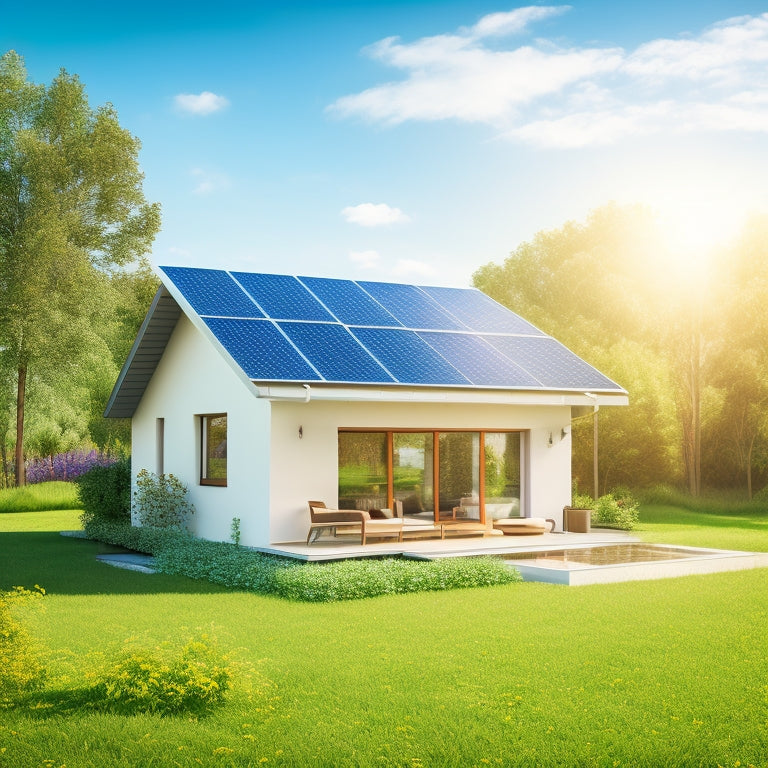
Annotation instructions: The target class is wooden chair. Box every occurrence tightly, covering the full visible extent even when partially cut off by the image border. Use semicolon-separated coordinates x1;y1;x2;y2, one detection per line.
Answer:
307;501;404;545
452;496;480;520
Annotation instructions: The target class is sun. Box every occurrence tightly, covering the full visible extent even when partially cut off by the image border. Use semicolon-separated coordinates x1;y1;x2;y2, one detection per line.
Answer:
654;196;746;283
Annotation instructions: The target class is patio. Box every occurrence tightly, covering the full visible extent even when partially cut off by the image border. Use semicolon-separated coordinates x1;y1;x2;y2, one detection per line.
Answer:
263;527;637;561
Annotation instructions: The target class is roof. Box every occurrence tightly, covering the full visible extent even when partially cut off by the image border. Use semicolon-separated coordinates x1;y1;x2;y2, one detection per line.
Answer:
104;267;626;418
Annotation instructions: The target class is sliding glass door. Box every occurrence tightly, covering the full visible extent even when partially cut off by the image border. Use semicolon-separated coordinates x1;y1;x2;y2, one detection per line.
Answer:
484;432;522;519
338;432;388;511
393;433;434;520
438;432;481;521
338;429;524;522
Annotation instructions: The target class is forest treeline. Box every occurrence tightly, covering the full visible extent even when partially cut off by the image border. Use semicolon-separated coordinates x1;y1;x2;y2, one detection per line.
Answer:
474;204;768;498
0;51;160;486
3;54;766;495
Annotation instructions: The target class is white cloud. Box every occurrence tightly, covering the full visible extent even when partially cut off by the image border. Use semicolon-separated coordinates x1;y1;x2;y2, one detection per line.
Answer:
175;91;229;115
349;250;381;269
341;203;410;226
329;10;768;147
468;6;569;39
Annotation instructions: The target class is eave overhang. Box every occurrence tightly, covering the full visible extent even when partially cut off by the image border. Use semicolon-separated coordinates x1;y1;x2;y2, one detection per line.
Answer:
103;287;182;418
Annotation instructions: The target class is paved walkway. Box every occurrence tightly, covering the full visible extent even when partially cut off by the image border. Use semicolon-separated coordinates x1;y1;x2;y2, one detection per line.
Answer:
95;552;157;573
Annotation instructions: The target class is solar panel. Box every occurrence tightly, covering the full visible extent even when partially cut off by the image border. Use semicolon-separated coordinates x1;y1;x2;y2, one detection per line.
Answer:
418;332;543;387
419;286;545;335
483;335;620;390
159;266;624;392
349;328;470;386
232;272;336;322
160;267;263;318
298;276;401;327
202;318;321;381
357;281;465;330
278;322;395;383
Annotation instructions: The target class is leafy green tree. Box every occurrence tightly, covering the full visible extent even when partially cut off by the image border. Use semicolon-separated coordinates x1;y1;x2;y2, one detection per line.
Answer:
705;216;768;496
474;204;682;491
0;51;160;484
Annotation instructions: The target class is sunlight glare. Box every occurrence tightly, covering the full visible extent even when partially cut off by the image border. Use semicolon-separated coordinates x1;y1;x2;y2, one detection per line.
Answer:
656;197;744;283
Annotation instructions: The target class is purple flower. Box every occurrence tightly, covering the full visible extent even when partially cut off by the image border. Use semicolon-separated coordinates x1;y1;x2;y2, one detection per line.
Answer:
25;450;119;484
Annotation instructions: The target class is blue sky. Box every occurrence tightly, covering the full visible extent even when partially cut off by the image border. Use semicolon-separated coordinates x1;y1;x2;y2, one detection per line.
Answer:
4;1;768;285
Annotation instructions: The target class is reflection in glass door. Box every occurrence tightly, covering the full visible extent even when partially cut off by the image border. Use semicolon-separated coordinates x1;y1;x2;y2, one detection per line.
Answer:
484;432;522;520
337;432;388;510
438;432;480;521
392;433;434;520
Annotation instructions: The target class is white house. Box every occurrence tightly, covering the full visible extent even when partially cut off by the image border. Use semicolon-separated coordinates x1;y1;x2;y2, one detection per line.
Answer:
105;267;628;547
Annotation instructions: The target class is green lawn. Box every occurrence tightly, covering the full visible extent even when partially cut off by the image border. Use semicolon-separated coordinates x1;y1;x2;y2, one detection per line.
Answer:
0;482;79;513
1;505;767;767
636;504;768;552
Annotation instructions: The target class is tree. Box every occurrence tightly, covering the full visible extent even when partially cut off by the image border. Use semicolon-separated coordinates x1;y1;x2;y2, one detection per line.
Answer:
705;215;768;497
473;204;682;490
0;51;160;484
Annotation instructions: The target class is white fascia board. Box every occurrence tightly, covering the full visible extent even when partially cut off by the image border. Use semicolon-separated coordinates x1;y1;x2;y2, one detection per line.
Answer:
255;383;629;407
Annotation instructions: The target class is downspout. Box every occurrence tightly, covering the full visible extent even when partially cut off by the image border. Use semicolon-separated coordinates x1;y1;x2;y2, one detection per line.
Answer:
303;384;311;403
584;393;599;500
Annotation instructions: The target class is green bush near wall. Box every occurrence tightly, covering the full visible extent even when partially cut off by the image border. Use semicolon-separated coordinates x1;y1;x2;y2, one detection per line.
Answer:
83;520;521;601
76;459;131;525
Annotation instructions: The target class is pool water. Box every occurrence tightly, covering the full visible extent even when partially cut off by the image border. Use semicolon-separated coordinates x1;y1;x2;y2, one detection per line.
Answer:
503;543;705;569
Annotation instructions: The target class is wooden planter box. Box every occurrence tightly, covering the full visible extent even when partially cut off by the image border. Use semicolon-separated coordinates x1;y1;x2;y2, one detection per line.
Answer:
563;506;592;533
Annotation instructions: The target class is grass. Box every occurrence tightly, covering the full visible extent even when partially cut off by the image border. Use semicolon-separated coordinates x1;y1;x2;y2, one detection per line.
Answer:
0;482;80;513
0;504;767;767
636;504;768;552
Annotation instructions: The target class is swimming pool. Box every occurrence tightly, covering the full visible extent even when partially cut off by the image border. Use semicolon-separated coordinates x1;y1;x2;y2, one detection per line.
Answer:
497;543;768;585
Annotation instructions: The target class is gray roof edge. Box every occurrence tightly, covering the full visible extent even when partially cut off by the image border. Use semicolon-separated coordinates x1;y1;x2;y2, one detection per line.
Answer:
103;287;181;418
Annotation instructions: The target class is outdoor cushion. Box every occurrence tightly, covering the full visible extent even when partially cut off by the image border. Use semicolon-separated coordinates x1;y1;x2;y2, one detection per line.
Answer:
492;517;556;535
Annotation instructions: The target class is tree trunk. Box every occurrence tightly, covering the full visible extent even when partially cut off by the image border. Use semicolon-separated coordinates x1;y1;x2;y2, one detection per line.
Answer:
15;364;26;487
691;328;701;496
679;325;702;496
747;435;754;501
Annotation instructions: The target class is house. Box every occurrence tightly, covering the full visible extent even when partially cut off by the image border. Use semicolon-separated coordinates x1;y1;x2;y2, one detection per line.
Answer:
104;267;628;547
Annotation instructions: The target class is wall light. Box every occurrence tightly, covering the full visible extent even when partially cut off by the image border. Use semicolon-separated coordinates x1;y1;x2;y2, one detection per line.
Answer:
298;425;303;439
561;427;568;441
547;432;554;447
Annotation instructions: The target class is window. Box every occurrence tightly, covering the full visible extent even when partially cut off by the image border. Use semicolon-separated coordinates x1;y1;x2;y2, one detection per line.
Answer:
338;429;524;523
201;414;227;486
155;418;165;476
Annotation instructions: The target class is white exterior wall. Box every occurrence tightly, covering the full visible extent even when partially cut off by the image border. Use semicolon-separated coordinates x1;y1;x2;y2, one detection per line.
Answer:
269;399;572;544
131;315;271;546
131;318;578;548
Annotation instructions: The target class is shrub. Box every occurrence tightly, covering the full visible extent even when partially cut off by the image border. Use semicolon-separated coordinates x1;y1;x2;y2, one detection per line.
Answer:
570;490;594;510
77;458;131;526
154;535;287;593
0;586;47;703
274;556;522;602
591;491;639;530
133;469;194;529
84;521;522;602
83;518;191;555
26;449;117;484
88;634;230;715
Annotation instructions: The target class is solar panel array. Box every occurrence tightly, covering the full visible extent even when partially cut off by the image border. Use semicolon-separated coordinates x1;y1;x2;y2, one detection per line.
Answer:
159;266;623;392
